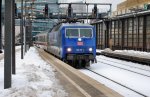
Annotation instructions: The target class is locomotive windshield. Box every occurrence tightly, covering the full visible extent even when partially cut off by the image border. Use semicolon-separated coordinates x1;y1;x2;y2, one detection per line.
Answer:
66;28;92;38
66;29;79;37
80;29;92;38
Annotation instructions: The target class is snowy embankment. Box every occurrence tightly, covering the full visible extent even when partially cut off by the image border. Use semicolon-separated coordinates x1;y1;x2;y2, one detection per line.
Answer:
0;47;68;97
114;50;150;58
102;48;150;59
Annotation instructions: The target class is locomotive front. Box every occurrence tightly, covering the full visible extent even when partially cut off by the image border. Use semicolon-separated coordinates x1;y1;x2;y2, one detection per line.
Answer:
62;24;96;68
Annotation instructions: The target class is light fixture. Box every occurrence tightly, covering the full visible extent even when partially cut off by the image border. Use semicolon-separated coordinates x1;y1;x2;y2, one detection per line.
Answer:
67;48;72;52
89;48;92;52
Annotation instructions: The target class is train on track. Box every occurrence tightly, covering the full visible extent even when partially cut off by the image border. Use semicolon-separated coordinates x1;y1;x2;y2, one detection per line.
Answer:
34;21;97;68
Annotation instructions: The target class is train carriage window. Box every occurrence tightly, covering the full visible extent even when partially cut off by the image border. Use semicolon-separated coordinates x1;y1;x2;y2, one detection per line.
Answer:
66;29;79;38
80;29;92;38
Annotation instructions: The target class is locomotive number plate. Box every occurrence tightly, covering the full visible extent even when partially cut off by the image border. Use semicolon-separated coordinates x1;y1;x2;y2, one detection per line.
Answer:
76;49;84;52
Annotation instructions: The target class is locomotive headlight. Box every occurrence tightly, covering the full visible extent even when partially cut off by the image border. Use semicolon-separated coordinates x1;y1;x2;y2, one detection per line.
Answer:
78;38;82;41
89;48;93;52
67;48;72;52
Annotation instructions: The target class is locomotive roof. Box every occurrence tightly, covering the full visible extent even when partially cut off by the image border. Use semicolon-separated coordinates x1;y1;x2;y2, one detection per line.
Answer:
61;23;93;27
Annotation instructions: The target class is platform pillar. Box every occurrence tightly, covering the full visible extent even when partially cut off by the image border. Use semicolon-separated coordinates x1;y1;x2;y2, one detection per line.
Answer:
20;0;24;59
4;0;13;89
0;0;2;53
12;0;16;74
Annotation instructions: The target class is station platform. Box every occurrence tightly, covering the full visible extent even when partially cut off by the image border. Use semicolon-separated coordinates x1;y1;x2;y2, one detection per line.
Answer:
38;48;123;97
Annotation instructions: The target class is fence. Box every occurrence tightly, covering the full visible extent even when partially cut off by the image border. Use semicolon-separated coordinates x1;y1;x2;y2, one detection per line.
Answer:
92;11;150;52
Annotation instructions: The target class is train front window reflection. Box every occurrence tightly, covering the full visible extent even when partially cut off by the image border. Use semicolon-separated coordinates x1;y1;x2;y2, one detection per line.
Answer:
80;29;92;38
66;29;79;38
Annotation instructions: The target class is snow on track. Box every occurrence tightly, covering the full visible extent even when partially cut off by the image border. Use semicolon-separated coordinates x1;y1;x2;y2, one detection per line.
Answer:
97;57;150;77
98;56;150;72
80;55;150;97
80;69;144;97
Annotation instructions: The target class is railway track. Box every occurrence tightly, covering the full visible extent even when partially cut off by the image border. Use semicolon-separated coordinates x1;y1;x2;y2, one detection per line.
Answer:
98;56;150;72
85;68;148;97
97;58;150;78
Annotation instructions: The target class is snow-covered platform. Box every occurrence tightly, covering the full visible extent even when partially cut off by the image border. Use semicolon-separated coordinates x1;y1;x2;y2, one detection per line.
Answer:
100;48;150;65
38;48;123;97
0;47;68;97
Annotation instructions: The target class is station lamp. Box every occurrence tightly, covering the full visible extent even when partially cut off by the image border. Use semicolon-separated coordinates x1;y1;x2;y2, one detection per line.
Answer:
15;3;17;17
44;4;48;17
93;4;97;17
68;4;72;18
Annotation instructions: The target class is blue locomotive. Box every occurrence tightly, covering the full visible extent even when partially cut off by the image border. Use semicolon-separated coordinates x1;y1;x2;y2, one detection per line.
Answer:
34;22;97;68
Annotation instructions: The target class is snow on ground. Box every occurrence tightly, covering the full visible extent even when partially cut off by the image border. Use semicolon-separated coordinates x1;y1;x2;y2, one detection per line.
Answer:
80;69;142;97
96;49;103;53
98;55;150;72
0;46;21;59
0;47;68;97
80;51;150;97
83;63;150;97
102;48;150;59
15;45;21;50
114;50;150;59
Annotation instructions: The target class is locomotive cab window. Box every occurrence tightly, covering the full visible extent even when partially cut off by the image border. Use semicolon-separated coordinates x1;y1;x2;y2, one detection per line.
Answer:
66;29;79;38
80;29;92;38
66;28;93;38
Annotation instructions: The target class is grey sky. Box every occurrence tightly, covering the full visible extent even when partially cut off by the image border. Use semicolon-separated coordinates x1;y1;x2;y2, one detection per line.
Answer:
61;0;126;11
